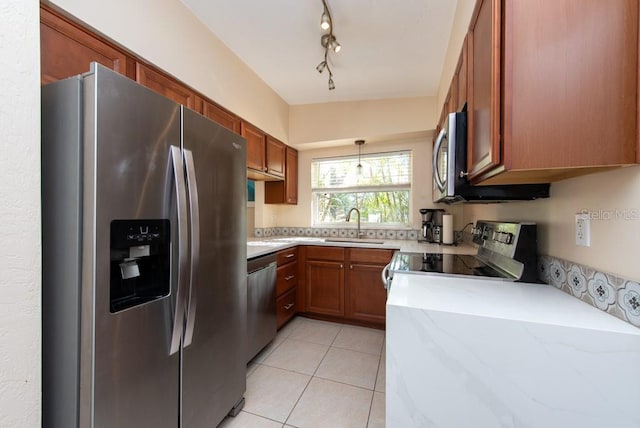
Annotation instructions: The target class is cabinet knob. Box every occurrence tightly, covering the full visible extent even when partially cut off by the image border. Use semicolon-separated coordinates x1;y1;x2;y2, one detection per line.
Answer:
340;264;343;269
284;303;294;310
285;275;295;281
349;264;353;270
459;171;469;178
285;253;295;258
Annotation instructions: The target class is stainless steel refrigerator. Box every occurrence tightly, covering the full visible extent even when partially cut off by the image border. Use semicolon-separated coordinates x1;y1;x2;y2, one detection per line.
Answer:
42;63;247;428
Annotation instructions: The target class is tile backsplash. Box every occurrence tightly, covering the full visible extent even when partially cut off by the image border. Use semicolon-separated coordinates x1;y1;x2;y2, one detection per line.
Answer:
538;255;640;328
253;227;420;240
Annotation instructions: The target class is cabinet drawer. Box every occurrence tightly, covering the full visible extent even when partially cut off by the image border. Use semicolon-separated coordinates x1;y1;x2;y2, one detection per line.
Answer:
277;288;296;329
277;247;298;265
306;246;345;261
349;248;394;264
276;262;297;295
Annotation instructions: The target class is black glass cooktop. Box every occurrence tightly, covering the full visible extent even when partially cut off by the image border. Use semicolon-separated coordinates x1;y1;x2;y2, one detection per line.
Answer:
389;252;505;278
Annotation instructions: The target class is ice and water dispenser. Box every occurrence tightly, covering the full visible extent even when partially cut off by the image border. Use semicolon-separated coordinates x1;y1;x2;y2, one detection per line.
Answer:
110;219;171;313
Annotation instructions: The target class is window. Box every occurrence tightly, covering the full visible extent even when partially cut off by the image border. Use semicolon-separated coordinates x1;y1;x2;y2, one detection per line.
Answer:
311;150;411;226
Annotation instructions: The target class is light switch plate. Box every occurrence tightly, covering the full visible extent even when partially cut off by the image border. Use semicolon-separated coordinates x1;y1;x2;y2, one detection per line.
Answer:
575;213;590;247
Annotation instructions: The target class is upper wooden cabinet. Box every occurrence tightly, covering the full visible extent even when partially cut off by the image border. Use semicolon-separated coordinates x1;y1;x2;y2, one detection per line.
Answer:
266;136;286;178
241;121;267;173
455;36;468;112
265;146;298;205
40;5;135;84
136;63;199;111
466;0;639;185
202;100;240;134
242;121;292;182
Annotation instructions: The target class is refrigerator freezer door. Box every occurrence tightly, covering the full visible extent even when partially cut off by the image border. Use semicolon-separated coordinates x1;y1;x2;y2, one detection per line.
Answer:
180;108;247;428
88;65;182;427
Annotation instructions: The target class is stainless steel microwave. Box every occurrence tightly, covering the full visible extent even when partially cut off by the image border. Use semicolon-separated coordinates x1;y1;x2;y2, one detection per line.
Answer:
432;112;550;204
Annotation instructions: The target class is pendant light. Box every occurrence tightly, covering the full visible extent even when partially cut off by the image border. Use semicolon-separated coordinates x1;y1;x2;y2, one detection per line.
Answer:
355;139;365;175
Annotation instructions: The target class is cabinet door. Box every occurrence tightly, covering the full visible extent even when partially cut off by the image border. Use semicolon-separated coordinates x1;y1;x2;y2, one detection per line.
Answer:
285;147;298;204
202;100;240;134
136;63;198;110
266;136;286;178
456;36;468;111
277;288;296;329
241;122;266;172
346;263;387;324
265;146;298;204
305;260;344;316
467;0;502;180
40;6;135;84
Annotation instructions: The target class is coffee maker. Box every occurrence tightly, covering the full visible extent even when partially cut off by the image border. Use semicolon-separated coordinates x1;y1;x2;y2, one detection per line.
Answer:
419;208;445;243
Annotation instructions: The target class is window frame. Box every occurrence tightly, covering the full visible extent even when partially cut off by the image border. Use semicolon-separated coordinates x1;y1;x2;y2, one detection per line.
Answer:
311;150;412;227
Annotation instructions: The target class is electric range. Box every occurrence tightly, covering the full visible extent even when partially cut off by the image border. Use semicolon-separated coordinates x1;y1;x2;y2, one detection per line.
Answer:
383;221;539;290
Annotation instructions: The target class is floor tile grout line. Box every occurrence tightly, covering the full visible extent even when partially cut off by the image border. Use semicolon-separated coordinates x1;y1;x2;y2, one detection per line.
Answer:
240;409;292;426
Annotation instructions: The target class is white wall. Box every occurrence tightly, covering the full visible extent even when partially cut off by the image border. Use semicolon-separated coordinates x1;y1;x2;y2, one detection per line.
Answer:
0;1;42;426
275;138;464;229
289;97;437;146
464;167;640;281
49;0;290;143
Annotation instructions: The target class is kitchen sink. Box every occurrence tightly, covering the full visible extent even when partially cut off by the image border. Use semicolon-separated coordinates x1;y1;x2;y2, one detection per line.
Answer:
323;239;385;244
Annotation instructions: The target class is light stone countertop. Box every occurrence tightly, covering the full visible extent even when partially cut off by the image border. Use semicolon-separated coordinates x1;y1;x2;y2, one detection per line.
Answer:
386;272;640;427
246;236;477;259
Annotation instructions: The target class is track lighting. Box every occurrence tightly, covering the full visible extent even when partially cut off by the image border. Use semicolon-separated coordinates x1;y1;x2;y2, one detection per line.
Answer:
320;12;330;31
317;0;341;91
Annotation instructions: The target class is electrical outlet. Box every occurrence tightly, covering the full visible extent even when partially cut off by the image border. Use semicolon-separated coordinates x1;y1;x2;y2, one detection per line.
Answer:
575;213;590;247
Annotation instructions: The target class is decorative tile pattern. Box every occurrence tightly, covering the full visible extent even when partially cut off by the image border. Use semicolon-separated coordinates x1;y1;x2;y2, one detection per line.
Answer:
566;264;587;298
587;271;616;311
537;256;551;284
617;281;640;327
549;259;567;289
253;226;434;241
538;255;639;329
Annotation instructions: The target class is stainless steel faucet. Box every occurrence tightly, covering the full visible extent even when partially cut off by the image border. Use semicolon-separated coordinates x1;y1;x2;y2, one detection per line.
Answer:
346;207;362;239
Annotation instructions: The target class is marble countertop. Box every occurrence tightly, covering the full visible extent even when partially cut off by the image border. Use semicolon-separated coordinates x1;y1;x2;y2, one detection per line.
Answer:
386;272;640;427
247;237;477;259
387;272;640;334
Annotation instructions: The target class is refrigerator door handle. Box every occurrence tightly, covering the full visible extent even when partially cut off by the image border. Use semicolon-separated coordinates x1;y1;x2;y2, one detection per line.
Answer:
183;149;200;348
169;145;188;355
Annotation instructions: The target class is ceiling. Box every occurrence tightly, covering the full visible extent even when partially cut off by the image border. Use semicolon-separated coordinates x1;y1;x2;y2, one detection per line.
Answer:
179;0;458;105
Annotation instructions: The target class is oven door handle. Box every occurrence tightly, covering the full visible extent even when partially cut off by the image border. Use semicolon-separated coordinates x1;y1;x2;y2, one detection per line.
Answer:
432;127;447;192
381;262;392;290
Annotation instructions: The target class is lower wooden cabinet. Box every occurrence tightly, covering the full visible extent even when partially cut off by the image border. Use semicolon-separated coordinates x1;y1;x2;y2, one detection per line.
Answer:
302;246;393;326
276;287;296;328
346;263;388;324
276;247;298;329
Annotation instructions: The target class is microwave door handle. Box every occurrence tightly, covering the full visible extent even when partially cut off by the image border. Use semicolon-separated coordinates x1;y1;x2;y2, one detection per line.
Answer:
432;128;447;192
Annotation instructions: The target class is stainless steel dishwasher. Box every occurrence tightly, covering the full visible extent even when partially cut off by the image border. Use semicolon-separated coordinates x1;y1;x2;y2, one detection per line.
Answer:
246;253;277;362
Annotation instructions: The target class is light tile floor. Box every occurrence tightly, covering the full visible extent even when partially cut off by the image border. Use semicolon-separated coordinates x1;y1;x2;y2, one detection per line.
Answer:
218;316;386;428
